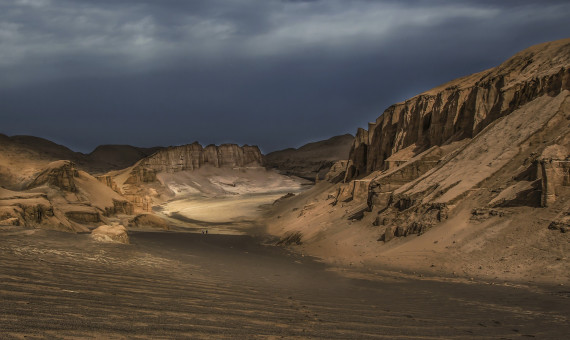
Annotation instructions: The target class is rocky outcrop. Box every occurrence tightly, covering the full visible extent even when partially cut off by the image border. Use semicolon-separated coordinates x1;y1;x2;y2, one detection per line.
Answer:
109;199;134;216
27;160;79;192
139;143;263;174
0;189;59;229
124;166;158;185
324;160;349;183
91;224;129;244
538;144;570;207
346;39;570;180
128;213;169;230
96;175;121;193
116;143;264;211
326;39;570;243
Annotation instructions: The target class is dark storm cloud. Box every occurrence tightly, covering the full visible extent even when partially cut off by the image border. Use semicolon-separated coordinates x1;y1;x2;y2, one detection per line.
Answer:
0;0;569;153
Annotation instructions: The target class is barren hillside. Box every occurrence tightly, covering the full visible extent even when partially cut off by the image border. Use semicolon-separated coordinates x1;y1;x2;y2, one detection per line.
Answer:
264;134;354;181
266;38;570;285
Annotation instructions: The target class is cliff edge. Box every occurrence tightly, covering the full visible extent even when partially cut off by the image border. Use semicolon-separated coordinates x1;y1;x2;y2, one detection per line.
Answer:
346;38;570;179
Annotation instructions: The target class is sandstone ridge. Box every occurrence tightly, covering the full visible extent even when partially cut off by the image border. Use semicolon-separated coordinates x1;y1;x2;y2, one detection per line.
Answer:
100;142;267;212
346;38;570;180
266;38;570;284
138;142;263;174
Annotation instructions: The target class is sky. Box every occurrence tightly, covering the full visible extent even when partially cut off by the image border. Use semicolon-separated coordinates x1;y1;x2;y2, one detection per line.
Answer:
0;0;569;154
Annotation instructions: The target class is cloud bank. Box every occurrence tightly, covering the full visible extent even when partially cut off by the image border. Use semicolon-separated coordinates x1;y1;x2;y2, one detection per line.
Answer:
0;0;568;152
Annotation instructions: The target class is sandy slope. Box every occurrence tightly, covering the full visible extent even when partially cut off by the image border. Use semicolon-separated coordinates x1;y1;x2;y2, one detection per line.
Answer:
265;92;570;286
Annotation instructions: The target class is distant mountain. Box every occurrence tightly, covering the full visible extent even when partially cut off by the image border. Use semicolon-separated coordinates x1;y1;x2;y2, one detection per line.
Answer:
0;134;162;189
264;134;354;181
87;144;163;173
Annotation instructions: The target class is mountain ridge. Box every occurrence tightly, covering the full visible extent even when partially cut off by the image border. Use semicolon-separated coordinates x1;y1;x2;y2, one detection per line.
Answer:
346;38;570;180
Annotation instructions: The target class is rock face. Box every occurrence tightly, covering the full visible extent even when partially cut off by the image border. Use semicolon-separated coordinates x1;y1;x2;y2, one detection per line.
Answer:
128;213;169;230
324;160;349;183
0;158;137;232
288;39;570;245
27;160;79;192
346;39;570;180
96;175;121;193
0;194;54;227
109;142;264;212
264;134;354;181
538;144;570;207
91;225;129;244
138;143;263;173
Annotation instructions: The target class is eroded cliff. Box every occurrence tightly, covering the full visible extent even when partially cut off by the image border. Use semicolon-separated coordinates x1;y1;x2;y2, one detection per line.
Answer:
105;143;265;212
266;38;570;284
346;39;570;179
139;143;263;173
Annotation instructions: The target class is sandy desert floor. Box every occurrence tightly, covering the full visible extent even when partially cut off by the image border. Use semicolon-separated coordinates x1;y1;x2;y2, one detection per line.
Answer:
1;219;569;339
159;193;288;226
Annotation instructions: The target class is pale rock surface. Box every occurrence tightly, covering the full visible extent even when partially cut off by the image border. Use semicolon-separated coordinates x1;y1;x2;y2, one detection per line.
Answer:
91;224;129;244
104;143;268;212
128;213;169;230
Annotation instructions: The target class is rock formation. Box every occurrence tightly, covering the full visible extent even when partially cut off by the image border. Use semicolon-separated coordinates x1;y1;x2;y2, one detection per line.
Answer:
324;160;349;183
139;143;263;174
27;160;79;192
538;144;570;207
0;188;55;228
90;224;129;244
346;39;570;180
318;38;570;240
100;142;265;212
266;39;570;283
128;213;169;230
0;160;135;232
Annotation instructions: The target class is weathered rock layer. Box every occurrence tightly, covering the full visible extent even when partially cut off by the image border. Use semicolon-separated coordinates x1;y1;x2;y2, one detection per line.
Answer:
346;39;570;180
139;143;263;173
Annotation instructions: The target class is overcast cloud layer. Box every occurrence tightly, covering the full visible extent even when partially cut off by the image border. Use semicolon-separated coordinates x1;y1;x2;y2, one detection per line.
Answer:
1;0;569;153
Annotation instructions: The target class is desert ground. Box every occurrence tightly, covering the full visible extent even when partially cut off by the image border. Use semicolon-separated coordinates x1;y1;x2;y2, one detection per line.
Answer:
1;191;569;339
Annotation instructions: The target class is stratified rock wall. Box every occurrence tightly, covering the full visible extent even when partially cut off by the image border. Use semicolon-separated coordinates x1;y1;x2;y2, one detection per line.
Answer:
346;39;570;180
138;143;263;173
27;160;79;192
